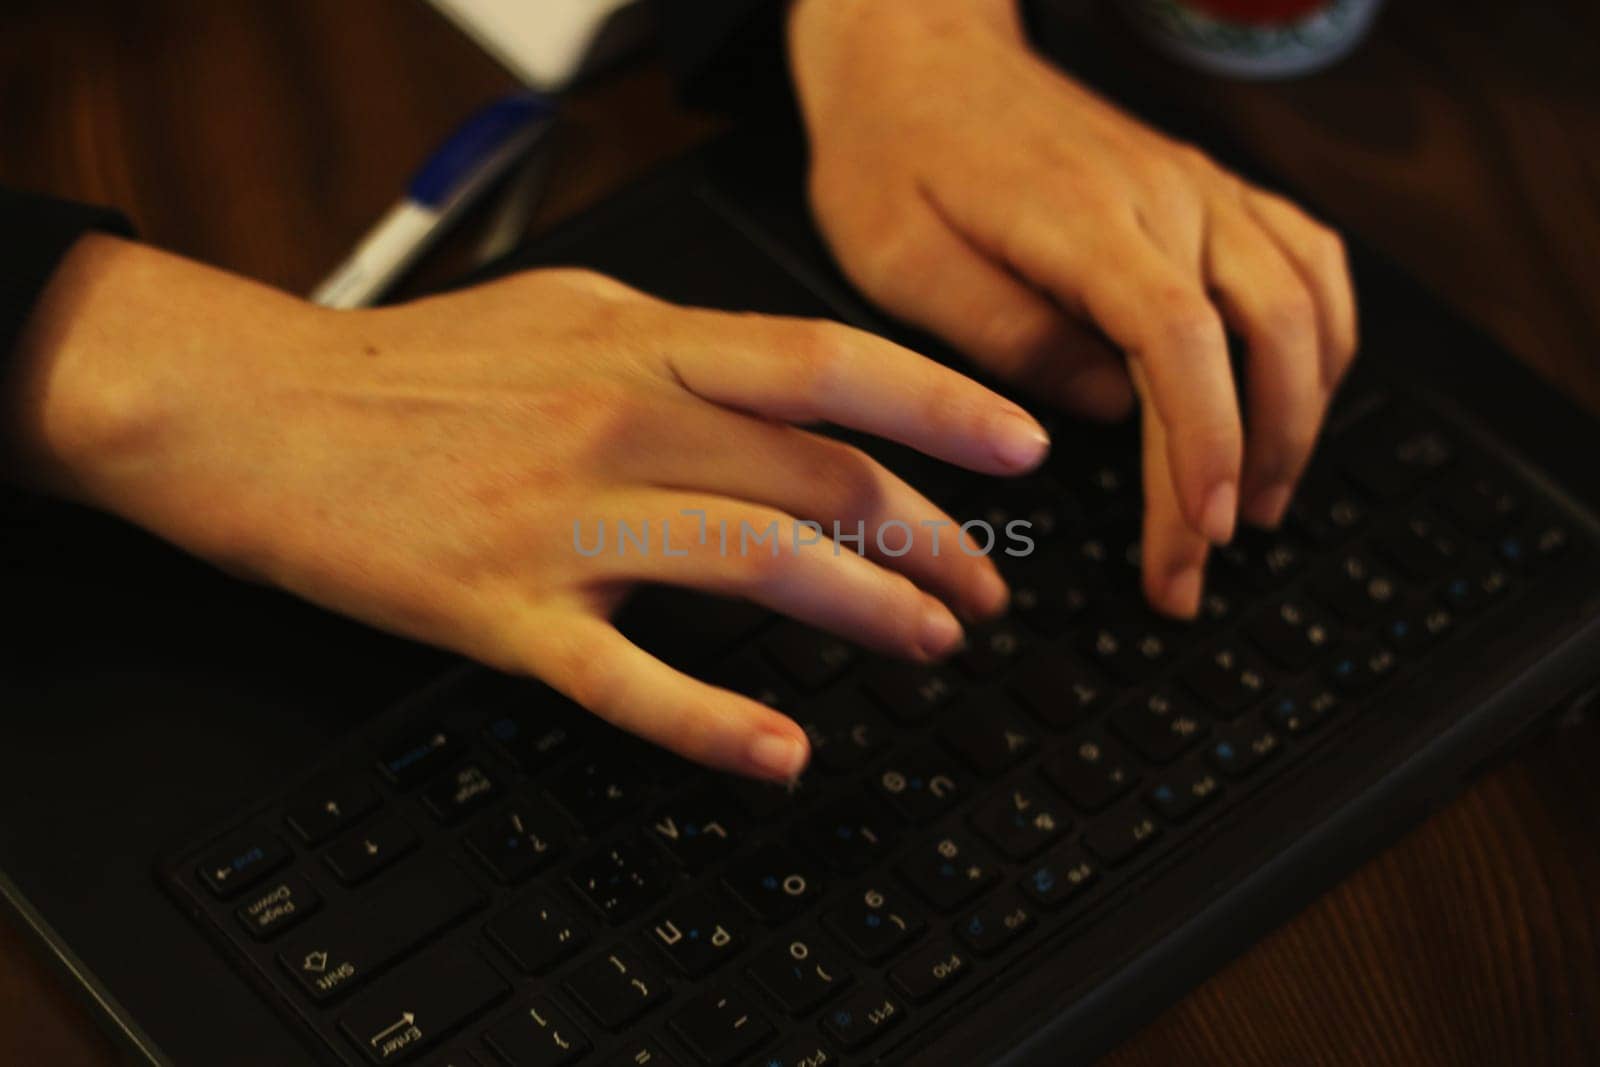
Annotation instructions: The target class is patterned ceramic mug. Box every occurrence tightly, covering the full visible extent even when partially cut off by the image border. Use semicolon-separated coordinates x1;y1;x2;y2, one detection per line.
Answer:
1127;0;1386;79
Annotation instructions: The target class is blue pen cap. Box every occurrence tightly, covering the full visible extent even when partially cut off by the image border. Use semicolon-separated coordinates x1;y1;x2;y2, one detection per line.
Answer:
407;92;557;210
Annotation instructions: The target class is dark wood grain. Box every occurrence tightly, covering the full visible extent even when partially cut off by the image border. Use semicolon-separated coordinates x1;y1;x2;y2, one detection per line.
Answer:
1;1;1596;1064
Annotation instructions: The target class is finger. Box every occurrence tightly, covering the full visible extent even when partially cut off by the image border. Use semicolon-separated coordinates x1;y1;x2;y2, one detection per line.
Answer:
574;489;967;663
989;207;1244;544
661;310;1052;476
1132;361;1210;618
623;405;1009;620
831;198;1133;421
1205;204;1326;528
1243;190;1360;387
515;611;811;780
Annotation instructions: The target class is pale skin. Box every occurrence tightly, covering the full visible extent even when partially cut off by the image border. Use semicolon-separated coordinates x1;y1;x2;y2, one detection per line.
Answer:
1;0;1356;783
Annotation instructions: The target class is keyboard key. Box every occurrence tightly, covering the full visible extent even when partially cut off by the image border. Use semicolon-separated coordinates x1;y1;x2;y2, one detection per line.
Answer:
548;757;646;833
1110;689;1211;764
1247;598;1339;672
749;1038;836;1067
1145;762;1223;823
1310;552;1403;624
1378;602;1454;657
1019;845;1098;909
1263;686;1340;737
1377;508;1463;580
873;747;965;822
801;790;902;872
1292;477;1368;547
1082;802;1163;867
424;1044;491;1067
888;939;971;1004
1440;563;1512;614
1080;623;1172;683
1327;640;1399;696
648;789;744;872
603;1041;678;1067
569;837;674;924
707;653;795;713
486;897;588;975
1342;411;1454;500
1206;724;1283;778
375;725;457;789
956;889;1035;957
745;933;852;1015
797;692;890;774
970;781;1069;860
338;943;508;1064
466;804;566;885
763;622;855;691
325;816;418;885
1005;557;1090;636
937;708;1038;777
482;701;583;774
1007;653;1107;729
823;884;924;962
421;763;498;824
669;990;774;1066
1499;517;1575;574
1435;469;1521;535
820;989;904;1052
897;831;998;913
234;873;321;941
1214;529;1304;591
565;947;668;1029
484;998;590;1067
1041;735;1138;813
649;893;748;977
279;861;484;1003
954;620;1028;679
723;846;822;924
284;775;381;845
197;828;290;899
1179;644;1274;717
859;661;958;724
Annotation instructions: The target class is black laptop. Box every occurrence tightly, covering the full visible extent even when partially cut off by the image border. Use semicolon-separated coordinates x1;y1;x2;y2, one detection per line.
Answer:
4;20;1599;1067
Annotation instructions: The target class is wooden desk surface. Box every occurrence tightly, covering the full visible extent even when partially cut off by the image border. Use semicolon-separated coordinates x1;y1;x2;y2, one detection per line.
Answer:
2;1;1597;1063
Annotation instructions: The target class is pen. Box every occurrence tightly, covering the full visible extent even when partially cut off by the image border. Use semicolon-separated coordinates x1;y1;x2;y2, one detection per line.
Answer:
311;92;557;309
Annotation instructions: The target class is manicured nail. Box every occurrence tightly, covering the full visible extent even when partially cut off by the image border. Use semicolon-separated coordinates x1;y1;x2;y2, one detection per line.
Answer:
972;566;1010;620
1245;482;1295;529
993;410;1051;472
747;733;808;781
1199;481;1238;545
918;599;965;659
1166;566;1204;618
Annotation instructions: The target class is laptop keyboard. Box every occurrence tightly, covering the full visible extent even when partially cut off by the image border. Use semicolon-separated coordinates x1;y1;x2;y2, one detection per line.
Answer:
165;390;1588;1066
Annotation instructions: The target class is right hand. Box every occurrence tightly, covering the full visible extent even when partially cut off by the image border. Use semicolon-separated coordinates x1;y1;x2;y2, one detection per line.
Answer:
7;236;1051;780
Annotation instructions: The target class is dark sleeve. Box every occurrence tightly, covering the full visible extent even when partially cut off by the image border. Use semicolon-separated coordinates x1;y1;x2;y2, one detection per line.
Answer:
0;188;134;362
653;0;790;113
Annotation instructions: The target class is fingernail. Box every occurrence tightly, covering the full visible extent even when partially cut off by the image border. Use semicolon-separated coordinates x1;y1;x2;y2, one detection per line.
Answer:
972;566;1010;620
1199;481;1237;545
1245;482;1295;529
918;598;965;659
1166;566;1204;618
993;410;1051;472
747;732;808;781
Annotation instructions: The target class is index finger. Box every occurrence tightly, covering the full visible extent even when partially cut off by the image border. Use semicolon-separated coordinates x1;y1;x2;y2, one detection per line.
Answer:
661;312;1052;477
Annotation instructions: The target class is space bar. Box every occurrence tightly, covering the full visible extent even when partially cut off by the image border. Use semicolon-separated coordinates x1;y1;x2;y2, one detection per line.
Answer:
277;859;484;1003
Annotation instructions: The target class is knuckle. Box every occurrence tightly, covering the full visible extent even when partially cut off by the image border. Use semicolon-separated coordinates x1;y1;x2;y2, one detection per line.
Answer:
563;648;623;718
783;321;851;410
1259;289;1318;351
1154;293;1226;357
806;443;888;521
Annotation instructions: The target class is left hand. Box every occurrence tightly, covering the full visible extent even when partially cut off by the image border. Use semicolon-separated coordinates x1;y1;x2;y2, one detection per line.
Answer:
788;0;1358;618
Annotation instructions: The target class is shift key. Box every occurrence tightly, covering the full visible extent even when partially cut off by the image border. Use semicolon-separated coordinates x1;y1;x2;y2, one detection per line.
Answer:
339;943;508;1064
278;861;483;1003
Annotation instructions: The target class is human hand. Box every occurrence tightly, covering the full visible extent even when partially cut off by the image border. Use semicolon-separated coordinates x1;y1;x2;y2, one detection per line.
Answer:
7;236;1051;780
789;0;1358;617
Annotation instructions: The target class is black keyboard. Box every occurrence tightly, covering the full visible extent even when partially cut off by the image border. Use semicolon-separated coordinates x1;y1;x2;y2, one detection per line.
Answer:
163;390;1589;1066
